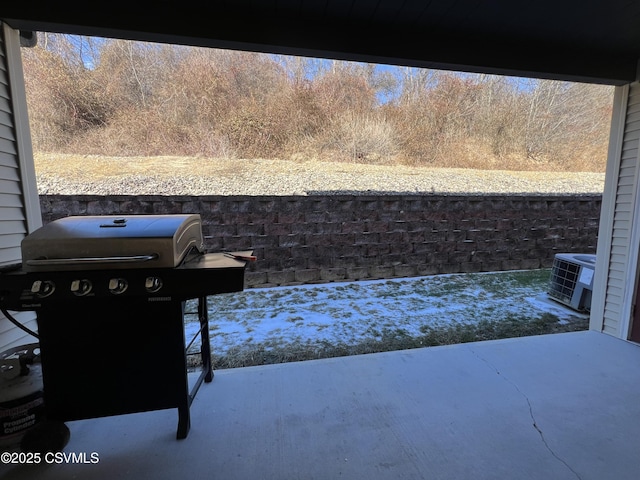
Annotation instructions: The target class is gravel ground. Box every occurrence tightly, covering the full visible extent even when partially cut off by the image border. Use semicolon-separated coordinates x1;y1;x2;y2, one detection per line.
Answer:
34;154;606;196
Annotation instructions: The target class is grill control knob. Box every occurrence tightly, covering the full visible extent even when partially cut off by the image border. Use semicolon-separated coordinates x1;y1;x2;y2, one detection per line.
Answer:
108;278;128;295
145;276;163;293
71;279;92;296
31;280;55;298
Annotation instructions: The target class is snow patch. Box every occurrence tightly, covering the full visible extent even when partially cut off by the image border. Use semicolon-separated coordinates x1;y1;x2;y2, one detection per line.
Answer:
184;271;587;355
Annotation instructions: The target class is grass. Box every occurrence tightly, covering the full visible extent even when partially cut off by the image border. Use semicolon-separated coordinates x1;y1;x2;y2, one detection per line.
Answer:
208;313;588;369
185;269;590;370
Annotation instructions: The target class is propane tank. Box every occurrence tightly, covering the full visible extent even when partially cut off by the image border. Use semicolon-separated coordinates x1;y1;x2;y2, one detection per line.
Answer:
0;344;44;451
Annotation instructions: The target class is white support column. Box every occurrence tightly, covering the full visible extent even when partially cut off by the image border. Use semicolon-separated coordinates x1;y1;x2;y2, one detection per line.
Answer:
590;85;628;332
0;23;40;350
3;23;41;231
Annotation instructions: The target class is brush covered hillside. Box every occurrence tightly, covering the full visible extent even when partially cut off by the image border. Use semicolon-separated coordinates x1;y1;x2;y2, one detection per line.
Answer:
23;34;614;186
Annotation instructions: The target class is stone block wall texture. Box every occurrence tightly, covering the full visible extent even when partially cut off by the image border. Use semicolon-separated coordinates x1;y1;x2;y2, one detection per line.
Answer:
39;194;601;288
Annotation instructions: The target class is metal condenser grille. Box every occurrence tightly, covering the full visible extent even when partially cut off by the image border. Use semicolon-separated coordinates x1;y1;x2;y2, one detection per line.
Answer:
548;259;580;304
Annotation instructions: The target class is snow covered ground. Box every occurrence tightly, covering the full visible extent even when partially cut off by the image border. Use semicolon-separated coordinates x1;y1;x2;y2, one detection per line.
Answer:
184;269;587;361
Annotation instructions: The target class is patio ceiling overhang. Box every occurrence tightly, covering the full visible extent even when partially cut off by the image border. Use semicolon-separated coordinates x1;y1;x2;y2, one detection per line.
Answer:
2;1;640;85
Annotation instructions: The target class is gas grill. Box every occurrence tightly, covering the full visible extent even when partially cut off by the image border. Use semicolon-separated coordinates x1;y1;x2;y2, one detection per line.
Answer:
0;214;252;440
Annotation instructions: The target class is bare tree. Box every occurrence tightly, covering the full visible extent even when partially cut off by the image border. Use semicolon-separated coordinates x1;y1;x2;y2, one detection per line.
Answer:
21;33;614;170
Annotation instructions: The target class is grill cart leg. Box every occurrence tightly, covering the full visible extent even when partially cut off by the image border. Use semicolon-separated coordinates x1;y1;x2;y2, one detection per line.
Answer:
179;296;213;439
198;296;213;383
177;405;191;440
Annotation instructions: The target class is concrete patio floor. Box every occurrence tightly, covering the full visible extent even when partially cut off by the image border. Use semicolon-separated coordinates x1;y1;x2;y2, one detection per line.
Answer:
2;330;640;480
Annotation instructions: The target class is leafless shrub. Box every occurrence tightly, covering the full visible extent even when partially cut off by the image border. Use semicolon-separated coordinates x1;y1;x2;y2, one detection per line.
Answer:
22;34;614;172
22;36;113;151
316;112;398;163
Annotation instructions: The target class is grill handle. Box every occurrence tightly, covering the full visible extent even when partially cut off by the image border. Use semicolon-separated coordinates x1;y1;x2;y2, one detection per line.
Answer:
25;254;159;267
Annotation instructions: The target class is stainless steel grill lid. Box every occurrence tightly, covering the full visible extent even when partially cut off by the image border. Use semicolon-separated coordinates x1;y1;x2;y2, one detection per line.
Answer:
21;214;205;272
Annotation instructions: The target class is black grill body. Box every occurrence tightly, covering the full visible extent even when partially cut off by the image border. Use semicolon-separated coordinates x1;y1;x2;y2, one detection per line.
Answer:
0;215;250;440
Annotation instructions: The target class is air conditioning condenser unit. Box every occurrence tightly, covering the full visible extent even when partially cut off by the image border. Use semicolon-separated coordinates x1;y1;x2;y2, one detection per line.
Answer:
547;253;596;312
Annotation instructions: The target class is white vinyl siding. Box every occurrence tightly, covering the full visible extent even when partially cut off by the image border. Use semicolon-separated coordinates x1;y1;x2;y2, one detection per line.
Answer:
0;23;41;351
0;37;26;267
596;82;640;338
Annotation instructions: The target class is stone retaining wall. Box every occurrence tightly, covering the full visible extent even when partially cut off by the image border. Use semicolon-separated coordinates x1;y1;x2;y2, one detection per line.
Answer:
39;194;602;287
